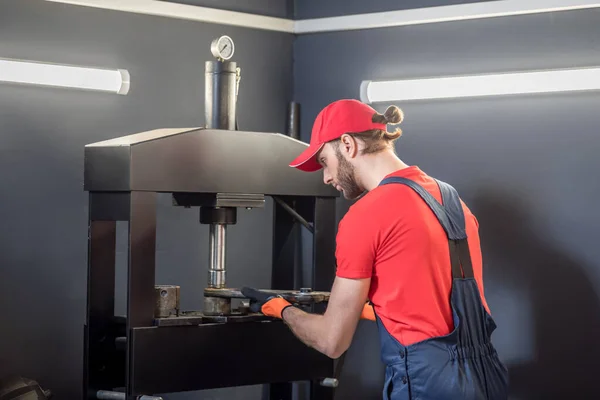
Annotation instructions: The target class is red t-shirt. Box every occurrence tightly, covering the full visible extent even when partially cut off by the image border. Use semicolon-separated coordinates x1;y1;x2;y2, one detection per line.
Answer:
335;166;490;346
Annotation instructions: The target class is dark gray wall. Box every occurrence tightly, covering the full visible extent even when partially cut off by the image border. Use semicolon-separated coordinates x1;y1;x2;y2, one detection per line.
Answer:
294;7;600;400
4;0;600;399
0;0;293;398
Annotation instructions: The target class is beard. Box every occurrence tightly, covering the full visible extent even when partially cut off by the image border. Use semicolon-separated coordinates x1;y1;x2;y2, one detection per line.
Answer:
335;147;364;200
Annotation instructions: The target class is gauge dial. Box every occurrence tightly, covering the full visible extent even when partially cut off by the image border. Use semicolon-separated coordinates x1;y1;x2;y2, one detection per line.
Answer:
211;35;235;60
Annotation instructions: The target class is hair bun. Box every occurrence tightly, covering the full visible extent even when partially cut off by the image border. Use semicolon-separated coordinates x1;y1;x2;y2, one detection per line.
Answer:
384;105;404;125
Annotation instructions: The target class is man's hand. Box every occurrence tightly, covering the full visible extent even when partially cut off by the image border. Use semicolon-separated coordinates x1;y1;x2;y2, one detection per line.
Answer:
241;287;293;319
280;277;371;358
243;277;370;359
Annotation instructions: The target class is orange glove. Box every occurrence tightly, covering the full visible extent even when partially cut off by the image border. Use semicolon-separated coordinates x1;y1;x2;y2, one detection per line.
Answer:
361;302;376;321
241;287;293;319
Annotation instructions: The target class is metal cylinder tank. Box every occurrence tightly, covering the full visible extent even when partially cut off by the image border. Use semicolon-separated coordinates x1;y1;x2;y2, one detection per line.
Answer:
204;61;237;130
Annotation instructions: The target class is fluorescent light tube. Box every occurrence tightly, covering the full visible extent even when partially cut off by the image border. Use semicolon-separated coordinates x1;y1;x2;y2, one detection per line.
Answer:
0;58;130;95
360;67;600;103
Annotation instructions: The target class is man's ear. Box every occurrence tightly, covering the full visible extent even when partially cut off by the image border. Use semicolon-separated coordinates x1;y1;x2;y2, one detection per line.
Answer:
339;134;359;158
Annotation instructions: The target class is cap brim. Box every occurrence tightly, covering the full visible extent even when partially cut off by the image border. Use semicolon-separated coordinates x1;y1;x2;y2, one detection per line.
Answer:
289;143;324;172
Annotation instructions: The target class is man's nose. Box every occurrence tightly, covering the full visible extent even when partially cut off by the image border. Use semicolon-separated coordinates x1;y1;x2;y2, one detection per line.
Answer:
323;170;332;185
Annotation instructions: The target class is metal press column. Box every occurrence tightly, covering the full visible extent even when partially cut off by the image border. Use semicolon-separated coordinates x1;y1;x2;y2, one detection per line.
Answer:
202;36;240;315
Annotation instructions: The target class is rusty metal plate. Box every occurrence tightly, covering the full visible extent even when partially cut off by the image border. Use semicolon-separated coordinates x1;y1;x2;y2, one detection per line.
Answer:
203;287;330;305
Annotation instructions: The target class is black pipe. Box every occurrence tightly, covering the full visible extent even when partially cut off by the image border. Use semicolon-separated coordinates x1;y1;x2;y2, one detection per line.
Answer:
273;196;314;234
286;101;300;140
285;101;304;290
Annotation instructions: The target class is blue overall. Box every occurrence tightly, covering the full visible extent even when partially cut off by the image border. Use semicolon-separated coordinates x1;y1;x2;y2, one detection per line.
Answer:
375;177;509;400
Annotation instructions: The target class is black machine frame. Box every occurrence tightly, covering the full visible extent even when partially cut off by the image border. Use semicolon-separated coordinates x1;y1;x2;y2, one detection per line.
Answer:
82;132;339;399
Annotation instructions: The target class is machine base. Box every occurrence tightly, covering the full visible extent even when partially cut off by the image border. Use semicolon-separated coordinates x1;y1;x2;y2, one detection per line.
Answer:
127;319;334;396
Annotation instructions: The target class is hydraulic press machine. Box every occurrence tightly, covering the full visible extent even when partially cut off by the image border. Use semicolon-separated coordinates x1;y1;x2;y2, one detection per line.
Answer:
82;36;340;400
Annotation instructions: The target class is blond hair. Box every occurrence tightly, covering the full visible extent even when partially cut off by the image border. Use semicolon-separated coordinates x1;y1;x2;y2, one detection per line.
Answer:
348;105;404;154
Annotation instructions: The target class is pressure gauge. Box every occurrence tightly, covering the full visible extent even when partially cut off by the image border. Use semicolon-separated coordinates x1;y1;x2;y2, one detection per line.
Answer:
211;35;235;60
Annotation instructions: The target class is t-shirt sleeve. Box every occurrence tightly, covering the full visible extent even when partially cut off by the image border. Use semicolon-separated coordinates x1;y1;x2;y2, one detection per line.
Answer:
335;209;377;279
461;200;479;229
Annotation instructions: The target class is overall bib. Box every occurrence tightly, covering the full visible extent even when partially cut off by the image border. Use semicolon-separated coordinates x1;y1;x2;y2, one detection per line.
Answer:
375;177;509;400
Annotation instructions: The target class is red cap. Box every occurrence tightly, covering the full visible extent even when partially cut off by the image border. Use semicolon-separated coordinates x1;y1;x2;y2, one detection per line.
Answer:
289;99;386;172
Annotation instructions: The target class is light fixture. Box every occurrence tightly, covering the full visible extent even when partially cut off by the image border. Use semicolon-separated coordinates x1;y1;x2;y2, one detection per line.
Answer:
0;58;130;95
360;67;600;103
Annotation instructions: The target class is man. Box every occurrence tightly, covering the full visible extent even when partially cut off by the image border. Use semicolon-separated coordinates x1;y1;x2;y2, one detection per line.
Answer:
242;99;509;399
